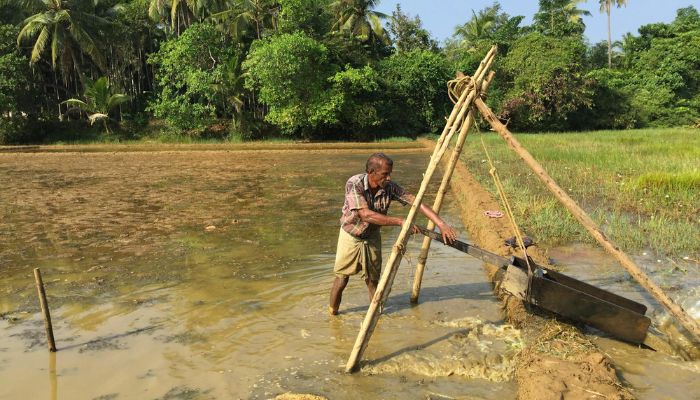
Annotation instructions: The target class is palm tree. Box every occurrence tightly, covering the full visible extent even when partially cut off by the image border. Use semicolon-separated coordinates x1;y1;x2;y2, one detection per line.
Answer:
330;0;390;46
208;0;278;40
63;76;129;134
453;6;499;50
16;0;109;82
149;0;224;35
535;0;590;35
564;0;591;24
598;0;628;68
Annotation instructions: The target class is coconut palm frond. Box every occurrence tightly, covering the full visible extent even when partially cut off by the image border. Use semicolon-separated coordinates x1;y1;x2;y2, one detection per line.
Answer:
369;14;390;46
62;98;89;108
87;113;109;125
17;15;48;46
68;23;106;71
170;0;181;29
106;94;130;110
565;0;591;23
31;25;50;63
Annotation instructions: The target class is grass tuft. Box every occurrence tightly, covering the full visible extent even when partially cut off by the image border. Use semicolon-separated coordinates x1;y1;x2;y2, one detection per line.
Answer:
632;171;700;191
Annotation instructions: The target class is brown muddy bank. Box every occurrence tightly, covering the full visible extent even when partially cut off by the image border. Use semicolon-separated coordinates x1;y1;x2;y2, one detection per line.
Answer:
0;141;425;154
426;139;636;400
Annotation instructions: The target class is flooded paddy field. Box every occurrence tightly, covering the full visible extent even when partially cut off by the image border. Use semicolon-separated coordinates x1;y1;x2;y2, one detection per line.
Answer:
1;149;519;399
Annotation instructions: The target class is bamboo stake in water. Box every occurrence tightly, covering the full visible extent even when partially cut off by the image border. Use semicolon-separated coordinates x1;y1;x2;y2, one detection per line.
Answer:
345;49;497;373
34;268;57;352
473;96;700;342
411;71;495;304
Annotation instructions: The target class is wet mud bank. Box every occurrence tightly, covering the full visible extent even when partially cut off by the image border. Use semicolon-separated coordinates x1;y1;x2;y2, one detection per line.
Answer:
422;140;635;400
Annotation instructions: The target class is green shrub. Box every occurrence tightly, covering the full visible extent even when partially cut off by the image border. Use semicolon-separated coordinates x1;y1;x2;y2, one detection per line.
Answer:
378;49;452;134
148;23;238;133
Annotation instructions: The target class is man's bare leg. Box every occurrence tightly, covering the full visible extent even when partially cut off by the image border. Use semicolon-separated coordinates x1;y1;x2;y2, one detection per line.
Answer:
329;276;349;315
365;278;378;302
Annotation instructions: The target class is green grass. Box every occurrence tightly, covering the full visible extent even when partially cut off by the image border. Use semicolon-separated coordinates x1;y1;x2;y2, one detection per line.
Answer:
458;127;700;258
375;136;416;142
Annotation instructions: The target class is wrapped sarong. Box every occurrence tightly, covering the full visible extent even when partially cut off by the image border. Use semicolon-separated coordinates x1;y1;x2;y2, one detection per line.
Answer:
333;228;382;281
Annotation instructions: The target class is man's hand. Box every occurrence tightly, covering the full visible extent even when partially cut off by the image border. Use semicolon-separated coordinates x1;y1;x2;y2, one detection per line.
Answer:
437;222;457;244
401;218;420;234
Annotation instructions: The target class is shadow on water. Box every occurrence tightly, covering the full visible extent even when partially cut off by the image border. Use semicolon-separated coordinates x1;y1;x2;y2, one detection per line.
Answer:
58;325;160;351
342;282;495;315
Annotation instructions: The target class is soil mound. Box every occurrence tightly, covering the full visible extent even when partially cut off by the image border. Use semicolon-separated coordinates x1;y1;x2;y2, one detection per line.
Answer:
421;139;634;400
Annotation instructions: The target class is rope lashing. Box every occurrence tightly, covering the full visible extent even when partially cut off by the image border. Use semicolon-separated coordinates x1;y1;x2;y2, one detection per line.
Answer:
447;74;476;105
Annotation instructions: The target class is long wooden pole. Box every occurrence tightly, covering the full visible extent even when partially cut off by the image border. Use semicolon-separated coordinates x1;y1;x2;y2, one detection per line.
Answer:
345;50;496;373
474;97;700;341
34;268;57;352
410;71;495;303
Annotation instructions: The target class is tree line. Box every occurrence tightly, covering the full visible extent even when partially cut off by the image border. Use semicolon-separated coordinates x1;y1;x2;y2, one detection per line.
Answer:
0;0;698;143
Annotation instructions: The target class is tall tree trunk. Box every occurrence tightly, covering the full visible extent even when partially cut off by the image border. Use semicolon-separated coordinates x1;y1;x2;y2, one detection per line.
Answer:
607;3;612;68
550;10;554;32
53;70;62;121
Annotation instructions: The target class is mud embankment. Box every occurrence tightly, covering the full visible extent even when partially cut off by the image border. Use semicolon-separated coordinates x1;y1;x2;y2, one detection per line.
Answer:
422;140;634;400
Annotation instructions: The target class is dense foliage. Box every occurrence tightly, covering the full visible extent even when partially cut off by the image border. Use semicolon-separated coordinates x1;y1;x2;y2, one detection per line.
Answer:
148;23;239;132
0;24;30;142
0;0;699;143
501;33;593;131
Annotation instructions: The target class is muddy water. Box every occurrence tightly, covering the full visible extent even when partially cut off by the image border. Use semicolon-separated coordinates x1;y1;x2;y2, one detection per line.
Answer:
549;244;700;399
0;150;518;399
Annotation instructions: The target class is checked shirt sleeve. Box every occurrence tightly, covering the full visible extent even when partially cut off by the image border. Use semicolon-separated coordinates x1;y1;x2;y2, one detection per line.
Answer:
346;178;368;210
388;182;410;206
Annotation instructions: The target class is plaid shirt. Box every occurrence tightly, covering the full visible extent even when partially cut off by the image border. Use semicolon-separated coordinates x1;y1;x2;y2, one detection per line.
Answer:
340;173;409;238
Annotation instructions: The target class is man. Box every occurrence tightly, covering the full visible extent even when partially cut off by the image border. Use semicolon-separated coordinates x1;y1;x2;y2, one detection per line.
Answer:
329;152;457;316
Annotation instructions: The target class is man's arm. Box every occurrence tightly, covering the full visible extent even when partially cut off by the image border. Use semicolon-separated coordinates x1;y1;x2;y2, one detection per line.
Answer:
402;194;458;244
357;208;406;227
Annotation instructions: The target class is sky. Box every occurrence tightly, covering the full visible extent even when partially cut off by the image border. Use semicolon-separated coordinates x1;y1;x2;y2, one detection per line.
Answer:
374;0;700;45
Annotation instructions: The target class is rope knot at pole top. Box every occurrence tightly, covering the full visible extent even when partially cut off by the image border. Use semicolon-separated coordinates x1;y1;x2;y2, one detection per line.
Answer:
447;72;478;104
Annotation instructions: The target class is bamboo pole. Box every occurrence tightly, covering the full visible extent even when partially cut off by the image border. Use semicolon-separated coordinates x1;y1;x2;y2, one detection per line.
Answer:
410;71;496;304
344;51;496;373
34;268;57;352
473;97;700;341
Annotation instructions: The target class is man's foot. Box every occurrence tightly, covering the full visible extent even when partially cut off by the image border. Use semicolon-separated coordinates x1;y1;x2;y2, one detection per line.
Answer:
328;306;338;316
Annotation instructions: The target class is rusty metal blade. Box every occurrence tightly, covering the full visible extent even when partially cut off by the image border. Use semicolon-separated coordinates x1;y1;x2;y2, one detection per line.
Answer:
530;273;651;343
509;256;648;315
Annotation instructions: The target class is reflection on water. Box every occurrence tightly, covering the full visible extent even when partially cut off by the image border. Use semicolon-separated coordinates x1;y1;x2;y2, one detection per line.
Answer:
549;244;700;399
0;150;516;399
49;352;56;400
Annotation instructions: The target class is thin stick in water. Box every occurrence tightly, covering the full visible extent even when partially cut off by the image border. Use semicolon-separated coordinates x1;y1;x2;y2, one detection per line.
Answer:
33;268;57;352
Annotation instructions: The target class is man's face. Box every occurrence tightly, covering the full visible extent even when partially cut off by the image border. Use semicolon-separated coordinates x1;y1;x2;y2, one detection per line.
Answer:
369;161;392;189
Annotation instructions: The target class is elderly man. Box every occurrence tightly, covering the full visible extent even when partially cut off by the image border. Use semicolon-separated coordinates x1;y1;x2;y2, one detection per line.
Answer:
329;152;457;316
